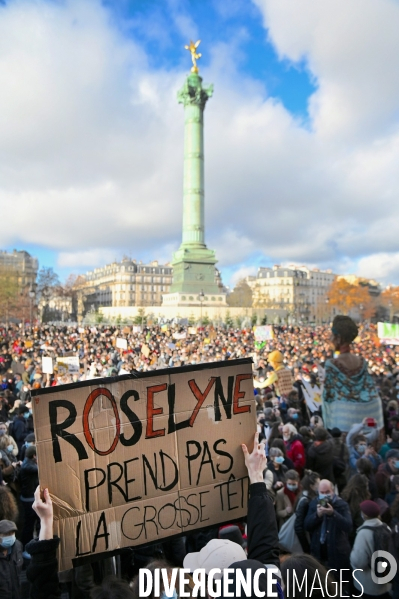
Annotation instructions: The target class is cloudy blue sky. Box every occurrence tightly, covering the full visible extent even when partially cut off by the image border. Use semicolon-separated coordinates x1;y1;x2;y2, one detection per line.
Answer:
1;0;399;287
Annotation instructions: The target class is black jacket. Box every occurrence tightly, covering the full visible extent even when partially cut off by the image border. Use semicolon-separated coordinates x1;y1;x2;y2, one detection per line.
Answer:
11;416;27;450
306;439;335;482
18;457;39;499
247;482;280;568
26;536;61;599
304;496;352;569
294;493;312;553
0;539;23;599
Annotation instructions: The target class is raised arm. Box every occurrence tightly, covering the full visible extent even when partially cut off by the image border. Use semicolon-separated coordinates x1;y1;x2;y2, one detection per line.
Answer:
26;486;61;599
242;433;280;569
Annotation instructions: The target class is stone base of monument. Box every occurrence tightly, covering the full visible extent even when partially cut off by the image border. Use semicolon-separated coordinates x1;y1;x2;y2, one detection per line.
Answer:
162;291;227;308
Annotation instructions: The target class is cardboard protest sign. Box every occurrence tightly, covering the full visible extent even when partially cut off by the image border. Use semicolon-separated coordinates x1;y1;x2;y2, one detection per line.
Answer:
254;325;274;342
56;356;80;376
377;322;399;345
141;344;150;358
116;338;128;350
42;356;54;375
32;358;256;572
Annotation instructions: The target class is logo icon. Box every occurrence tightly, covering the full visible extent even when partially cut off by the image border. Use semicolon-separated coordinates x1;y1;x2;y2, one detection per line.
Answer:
371;550;397;584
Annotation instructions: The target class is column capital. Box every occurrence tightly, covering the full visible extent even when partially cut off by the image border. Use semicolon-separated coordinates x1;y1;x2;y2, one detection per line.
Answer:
177;73;213;109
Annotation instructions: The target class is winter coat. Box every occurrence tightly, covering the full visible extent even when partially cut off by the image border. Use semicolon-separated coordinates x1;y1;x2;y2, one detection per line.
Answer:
0;539;23;599
26;536;61;599
285;435;306;475
350;518;391;596
304;495;353;570
264;462;287;498
275;487;298;528
11;417;27;452
307;439;335;482
375;462;396;498
18;457;39;499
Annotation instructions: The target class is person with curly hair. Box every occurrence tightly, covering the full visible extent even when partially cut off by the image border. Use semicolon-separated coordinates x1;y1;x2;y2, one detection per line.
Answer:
322;315;384;432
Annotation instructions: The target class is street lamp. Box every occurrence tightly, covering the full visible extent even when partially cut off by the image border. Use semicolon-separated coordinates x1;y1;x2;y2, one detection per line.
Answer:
198;289;205;326
29;287;35;325
359;304;363;322
389;301;393;323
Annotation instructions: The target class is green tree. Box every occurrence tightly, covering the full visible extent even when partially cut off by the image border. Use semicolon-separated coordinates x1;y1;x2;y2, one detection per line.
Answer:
133;308;146;326
225;310;234;328
0;266;20;325
227;280;253;307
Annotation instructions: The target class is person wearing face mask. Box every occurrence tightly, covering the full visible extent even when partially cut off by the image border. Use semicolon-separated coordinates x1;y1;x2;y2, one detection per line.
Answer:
304;479;352;573
375;448;399;498
275;469;300;528
282;423;306;476
0;519;23;599
265;447;288;498
18;433;35;462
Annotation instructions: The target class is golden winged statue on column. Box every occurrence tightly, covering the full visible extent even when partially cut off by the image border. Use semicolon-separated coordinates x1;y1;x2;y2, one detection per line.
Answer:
185;39;202;73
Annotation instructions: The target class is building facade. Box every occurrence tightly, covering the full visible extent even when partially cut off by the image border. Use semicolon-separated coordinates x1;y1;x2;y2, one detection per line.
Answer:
78;259;173;317
0;249;38;290
247;265;336;323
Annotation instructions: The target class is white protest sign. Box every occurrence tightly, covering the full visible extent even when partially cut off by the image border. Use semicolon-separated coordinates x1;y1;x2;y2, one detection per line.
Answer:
116;338;128;350
301;377;323;412
56;356;80;376
42;356;53;375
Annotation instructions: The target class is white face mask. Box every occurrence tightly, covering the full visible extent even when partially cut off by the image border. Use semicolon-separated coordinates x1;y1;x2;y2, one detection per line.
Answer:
283;434;290;442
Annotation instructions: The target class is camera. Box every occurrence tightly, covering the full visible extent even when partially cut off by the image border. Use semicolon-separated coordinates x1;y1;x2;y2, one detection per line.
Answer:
318;498;329;507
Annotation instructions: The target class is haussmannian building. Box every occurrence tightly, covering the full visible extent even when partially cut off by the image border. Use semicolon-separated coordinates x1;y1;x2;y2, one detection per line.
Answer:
78;258;173;315
0;249;38;290
246;265;336;323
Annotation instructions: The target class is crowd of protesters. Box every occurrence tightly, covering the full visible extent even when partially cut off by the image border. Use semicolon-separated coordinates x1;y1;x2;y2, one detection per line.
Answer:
1;318;399;599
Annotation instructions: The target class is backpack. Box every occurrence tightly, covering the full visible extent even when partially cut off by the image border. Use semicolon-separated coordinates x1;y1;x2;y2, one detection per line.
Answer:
332;443;346;477
362;523;392;553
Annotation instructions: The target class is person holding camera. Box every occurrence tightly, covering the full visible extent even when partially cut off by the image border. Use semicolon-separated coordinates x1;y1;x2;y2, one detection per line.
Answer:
304;479;352;572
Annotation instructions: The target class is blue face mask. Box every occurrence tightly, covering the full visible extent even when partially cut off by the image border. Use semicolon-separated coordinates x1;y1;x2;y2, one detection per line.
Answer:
0;535;16;548
395;461;399;469
287;483;298;491
357;444;366;454
274;456;284;464
23;413;30;419
292;413;298;419
25;442;32;448
7;444;14;453
161;590;177;599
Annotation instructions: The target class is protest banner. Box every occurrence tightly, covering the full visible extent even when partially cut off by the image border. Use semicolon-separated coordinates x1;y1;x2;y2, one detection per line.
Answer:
301;377;323;412
253;325;274;342
31;358;256;572
377;322;399;345
56;356;80;376
42;356;53;375
141;344;150;358
116;338;128;350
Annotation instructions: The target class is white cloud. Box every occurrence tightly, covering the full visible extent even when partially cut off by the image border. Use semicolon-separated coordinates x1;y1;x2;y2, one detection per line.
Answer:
1;0;399;288
57;248;120;269
356;253;399;285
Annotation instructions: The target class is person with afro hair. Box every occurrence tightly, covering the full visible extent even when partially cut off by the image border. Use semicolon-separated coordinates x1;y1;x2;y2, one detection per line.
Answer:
322;315;383;433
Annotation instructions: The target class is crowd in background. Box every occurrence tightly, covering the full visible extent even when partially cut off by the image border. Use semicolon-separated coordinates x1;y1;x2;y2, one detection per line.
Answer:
1;321;399;599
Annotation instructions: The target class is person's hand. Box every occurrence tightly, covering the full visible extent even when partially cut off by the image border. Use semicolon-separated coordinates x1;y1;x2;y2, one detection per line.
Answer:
242;432;266;485
318;503;334;517
274;481;284;489
286;505;292;514
32;486;53;540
